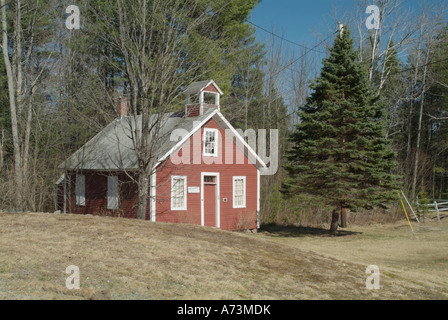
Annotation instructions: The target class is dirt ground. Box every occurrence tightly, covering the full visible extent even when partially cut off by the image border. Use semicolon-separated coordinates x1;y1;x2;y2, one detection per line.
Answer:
0;212;446;300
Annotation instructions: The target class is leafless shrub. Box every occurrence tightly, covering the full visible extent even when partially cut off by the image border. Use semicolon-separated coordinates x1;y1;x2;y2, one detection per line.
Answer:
235;211;257;232
176;211;197;225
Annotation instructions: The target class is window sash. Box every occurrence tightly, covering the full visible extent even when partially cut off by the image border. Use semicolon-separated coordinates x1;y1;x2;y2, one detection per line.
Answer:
171;176;187;210
107;176;119;210
233;176;246;208
75;174;85;206
203;129;218;156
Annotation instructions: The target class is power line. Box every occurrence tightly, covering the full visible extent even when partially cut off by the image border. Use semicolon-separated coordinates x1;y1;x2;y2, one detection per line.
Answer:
247;20;327;54
273;30;338;78
278;56;448;126
389;57;448;77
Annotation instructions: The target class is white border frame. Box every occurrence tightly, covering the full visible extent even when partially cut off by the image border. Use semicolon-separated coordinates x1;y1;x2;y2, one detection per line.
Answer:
232;176;246;209
171;175;187;211
203;128;219;157
201;172;220;228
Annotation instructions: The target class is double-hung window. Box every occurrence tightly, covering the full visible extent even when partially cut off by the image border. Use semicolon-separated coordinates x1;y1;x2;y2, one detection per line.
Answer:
233;176;246;208
203;128;218;157
171;176;187;210
75;174;85;206
107;176;119;210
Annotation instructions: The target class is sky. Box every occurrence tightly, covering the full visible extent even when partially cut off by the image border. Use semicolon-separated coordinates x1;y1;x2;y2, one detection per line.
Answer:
247;0;439;109
249;0;426;53
250;0;358;46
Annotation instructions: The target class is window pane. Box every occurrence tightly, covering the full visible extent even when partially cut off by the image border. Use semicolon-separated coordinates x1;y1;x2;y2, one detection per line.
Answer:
204;130;217;155
76;174;85;206
107;176;119;210
172;177;186;210
233;178;245;207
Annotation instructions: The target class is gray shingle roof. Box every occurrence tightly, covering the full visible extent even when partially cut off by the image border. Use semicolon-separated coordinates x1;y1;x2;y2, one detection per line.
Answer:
58;110;216;171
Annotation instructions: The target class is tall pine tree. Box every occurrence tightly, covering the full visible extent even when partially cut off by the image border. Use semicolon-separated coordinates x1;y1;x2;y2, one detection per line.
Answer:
282;27;401;235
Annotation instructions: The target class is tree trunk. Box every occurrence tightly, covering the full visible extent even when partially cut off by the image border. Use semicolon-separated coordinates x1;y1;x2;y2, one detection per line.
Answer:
411;50;430;200
137;174;149;220
330;209;339;235
340;201;347;228
2;0;23;211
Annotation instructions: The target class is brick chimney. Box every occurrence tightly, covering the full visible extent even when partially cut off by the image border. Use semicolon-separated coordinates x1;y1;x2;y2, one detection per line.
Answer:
117;96;128;118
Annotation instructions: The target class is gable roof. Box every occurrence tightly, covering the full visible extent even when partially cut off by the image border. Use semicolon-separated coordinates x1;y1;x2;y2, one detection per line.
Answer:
155;111;266;170
182;80;223;96
58;109;266;171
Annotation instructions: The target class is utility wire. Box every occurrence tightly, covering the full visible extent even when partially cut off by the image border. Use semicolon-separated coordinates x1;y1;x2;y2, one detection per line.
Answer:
247;20;327;54
273;30;338;78
278;56;448;125
248;21;448;125
389;57;448;77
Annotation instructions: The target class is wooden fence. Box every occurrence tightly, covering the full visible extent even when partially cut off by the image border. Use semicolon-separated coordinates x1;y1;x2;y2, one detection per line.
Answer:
415;199;448;222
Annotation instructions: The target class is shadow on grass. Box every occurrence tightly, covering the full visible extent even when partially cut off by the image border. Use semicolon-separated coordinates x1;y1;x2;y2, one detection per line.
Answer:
259;223;363;238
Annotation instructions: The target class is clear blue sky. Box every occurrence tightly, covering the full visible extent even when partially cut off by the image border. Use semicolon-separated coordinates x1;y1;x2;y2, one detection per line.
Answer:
249;0;426;51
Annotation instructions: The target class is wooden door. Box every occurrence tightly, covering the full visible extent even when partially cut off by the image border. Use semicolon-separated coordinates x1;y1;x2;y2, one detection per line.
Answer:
203;176;217;227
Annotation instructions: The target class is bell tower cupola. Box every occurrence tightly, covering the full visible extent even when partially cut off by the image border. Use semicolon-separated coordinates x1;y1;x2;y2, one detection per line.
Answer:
183;80;223;117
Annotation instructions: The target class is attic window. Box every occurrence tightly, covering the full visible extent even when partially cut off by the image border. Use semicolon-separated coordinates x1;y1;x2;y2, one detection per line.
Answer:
203;128;218;157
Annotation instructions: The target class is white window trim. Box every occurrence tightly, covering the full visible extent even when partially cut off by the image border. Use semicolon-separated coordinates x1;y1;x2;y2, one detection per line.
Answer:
200;172;220;228
233;176;246;209
107;176;119;210
171;176;187;211
203;128;219;157
75;174;85;206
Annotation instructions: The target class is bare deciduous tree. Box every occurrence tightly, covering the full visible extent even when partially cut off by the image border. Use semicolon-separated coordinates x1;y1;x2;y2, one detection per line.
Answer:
85;0;225;219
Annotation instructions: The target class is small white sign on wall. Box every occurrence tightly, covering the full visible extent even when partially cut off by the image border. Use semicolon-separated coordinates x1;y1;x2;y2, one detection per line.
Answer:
188;186;200;194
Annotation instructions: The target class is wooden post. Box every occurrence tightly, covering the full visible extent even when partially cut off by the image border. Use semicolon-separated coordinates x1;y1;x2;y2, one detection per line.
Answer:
434;200;440;222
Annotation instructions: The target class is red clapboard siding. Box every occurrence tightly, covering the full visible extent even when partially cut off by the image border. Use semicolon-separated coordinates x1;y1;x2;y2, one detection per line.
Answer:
203;83;219;93
186;104;200;117
63;117;258;231
65;171;142;219
155;117;258;230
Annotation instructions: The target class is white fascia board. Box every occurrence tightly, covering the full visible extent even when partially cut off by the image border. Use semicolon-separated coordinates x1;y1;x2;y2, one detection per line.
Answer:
153;110;267;170
201;80;224;95
214;111;267;169
153;110;219;169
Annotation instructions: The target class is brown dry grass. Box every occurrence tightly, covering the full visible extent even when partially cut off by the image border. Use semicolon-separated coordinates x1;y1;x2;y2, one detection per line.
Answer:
0;212;446;300
257;218;448;299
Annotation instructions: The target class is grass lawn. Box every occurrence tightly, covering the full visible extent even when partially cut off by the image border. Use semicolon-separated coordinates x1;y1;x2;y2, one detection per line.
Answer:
0;212;446;299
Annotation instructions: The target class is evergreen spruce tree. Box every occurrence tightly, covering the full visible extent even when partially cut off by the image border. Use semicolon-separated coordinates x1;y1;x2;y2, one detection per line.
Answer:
282;27;401;235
